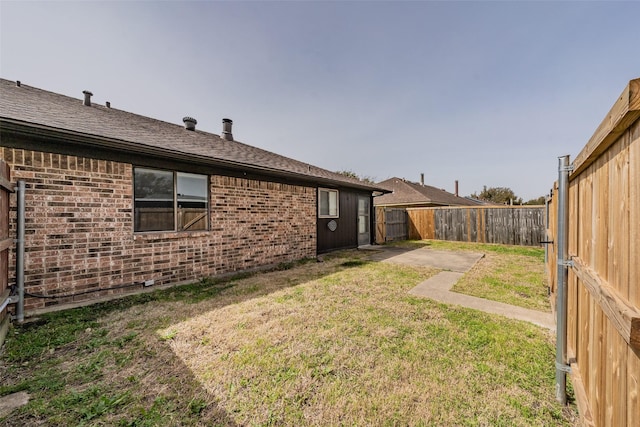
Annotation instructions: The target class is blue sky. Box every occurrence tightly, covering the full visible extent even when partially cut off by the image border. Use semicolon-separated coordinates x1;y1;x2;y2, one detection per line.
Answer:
1;1;638;200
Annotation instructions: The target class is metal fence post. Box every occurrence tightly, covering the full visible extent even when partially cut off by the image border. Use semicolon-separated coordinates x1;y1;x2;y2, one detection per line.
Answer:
555;155;571;404
16;180;25;323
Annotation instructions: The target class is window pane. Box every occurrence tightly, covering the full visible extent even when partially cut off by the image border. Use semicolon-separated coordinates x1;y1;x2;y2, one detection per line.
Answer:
134;168;174;231
177;172;208;231
358;198;367;215
358;197;369;233
319;190;330;216
328;191;338;216
359;216;369;234
319;189;338;218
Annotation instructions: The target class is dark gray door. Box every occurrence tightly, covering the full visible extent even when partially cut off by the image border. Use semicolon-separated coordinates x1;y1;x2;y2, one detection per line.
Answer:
358;196;370;246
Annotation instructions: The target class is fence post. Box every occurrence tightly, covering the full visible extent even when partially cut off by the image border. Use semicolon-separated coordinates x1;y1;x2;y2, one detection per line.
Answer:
15;180;25;323
555;155;572;404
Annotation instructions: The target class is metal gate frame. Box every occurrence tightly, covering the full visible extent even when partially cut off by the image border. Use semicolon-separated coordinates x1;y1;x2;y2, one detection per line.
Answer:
0;160;12;346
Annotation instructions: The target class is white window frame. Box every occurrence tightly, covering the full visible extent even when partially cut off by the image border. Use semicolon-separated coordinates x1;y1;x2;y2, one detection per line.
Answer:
318;188;339;218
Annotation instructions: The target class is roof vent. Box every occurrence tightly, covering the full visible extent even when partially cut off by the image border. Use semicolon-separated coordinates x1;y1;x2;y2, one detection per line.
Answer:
16;81;21;87
82;90;93;106
183;116;197;131
222;118;233;141
105;101;111;109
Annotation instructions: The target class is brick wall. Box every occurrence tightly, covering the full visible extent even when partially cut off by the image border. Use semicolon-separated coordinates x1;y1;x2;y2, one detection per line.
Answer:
1;147;317;313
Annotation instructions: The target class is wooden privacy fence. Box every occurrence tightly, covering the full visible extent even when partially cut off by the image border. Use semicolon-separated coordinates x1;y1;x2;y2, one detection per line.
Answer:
407;206;545;246
375;207;407;243
548;78;640;426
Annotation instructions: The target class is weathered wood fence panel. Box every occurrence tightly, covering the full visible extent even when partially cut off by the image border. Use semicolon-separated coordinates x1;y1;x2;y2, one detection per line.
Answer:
548;78;640;427
407;206;545;246
375;207;407;243
0;160;11;347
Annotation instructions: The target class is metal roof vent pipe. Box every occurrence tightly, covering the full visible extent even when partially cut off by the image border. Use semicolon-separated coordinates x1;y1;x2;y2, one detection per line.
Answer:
420;173;425;186
83;90;93;106
222;118;233;141
183;116;197;131
455;180;459;197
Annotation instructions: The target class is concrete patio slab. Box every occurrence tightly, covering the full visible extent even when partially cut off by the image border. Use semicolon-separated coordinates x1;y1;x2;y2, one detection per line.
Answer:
366;247;485;272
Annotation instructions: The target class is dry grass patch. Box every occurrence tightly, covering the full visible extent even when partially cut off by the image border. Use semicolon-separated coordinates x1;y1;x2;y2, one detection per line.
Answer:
162;261;442;425
161;258;573;425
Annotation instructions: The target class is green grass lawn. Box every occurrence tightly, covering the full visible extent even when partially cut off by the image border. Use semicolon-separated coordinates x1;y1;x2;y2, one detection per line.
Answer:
0;248;576;426
387;239;550;311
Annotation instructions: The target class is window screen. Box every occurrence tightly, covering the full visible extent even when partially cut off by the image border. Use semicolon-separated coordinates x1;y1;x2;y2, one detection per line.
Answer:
134;168;174;232
177;172;208;231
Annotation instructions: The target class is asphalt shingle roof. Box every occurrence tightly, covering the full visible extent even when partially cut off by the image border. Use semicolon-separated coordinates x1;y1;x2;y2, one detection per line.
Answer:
0;79;383;192
374;177;480;207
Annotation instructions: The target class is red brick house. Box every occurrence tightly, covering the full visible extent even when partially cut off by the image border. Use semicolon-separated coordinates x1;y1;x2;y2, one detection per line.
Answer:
0;79;385;314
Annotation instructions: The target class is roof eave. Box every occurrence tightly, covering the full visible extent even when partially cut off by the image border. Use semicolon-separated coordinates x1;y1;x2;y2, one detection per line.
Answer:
0;118;386;193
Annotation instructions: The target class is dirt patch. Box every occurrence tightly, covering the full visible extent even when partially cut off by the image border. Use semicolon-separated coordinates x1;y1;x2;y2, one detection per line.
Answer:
0;392;29;418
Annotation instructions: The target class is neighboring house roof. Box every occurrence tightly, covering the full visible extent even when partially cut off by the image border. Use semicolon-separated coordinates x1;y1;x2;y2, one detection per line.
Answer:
462;196;495;206
0;79;384;192
374;177;480;207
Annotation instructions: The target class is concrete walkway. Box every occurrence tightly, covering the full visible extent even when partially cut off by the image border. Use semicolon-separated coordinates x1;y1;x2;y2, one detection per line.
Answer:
363;246;555;330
